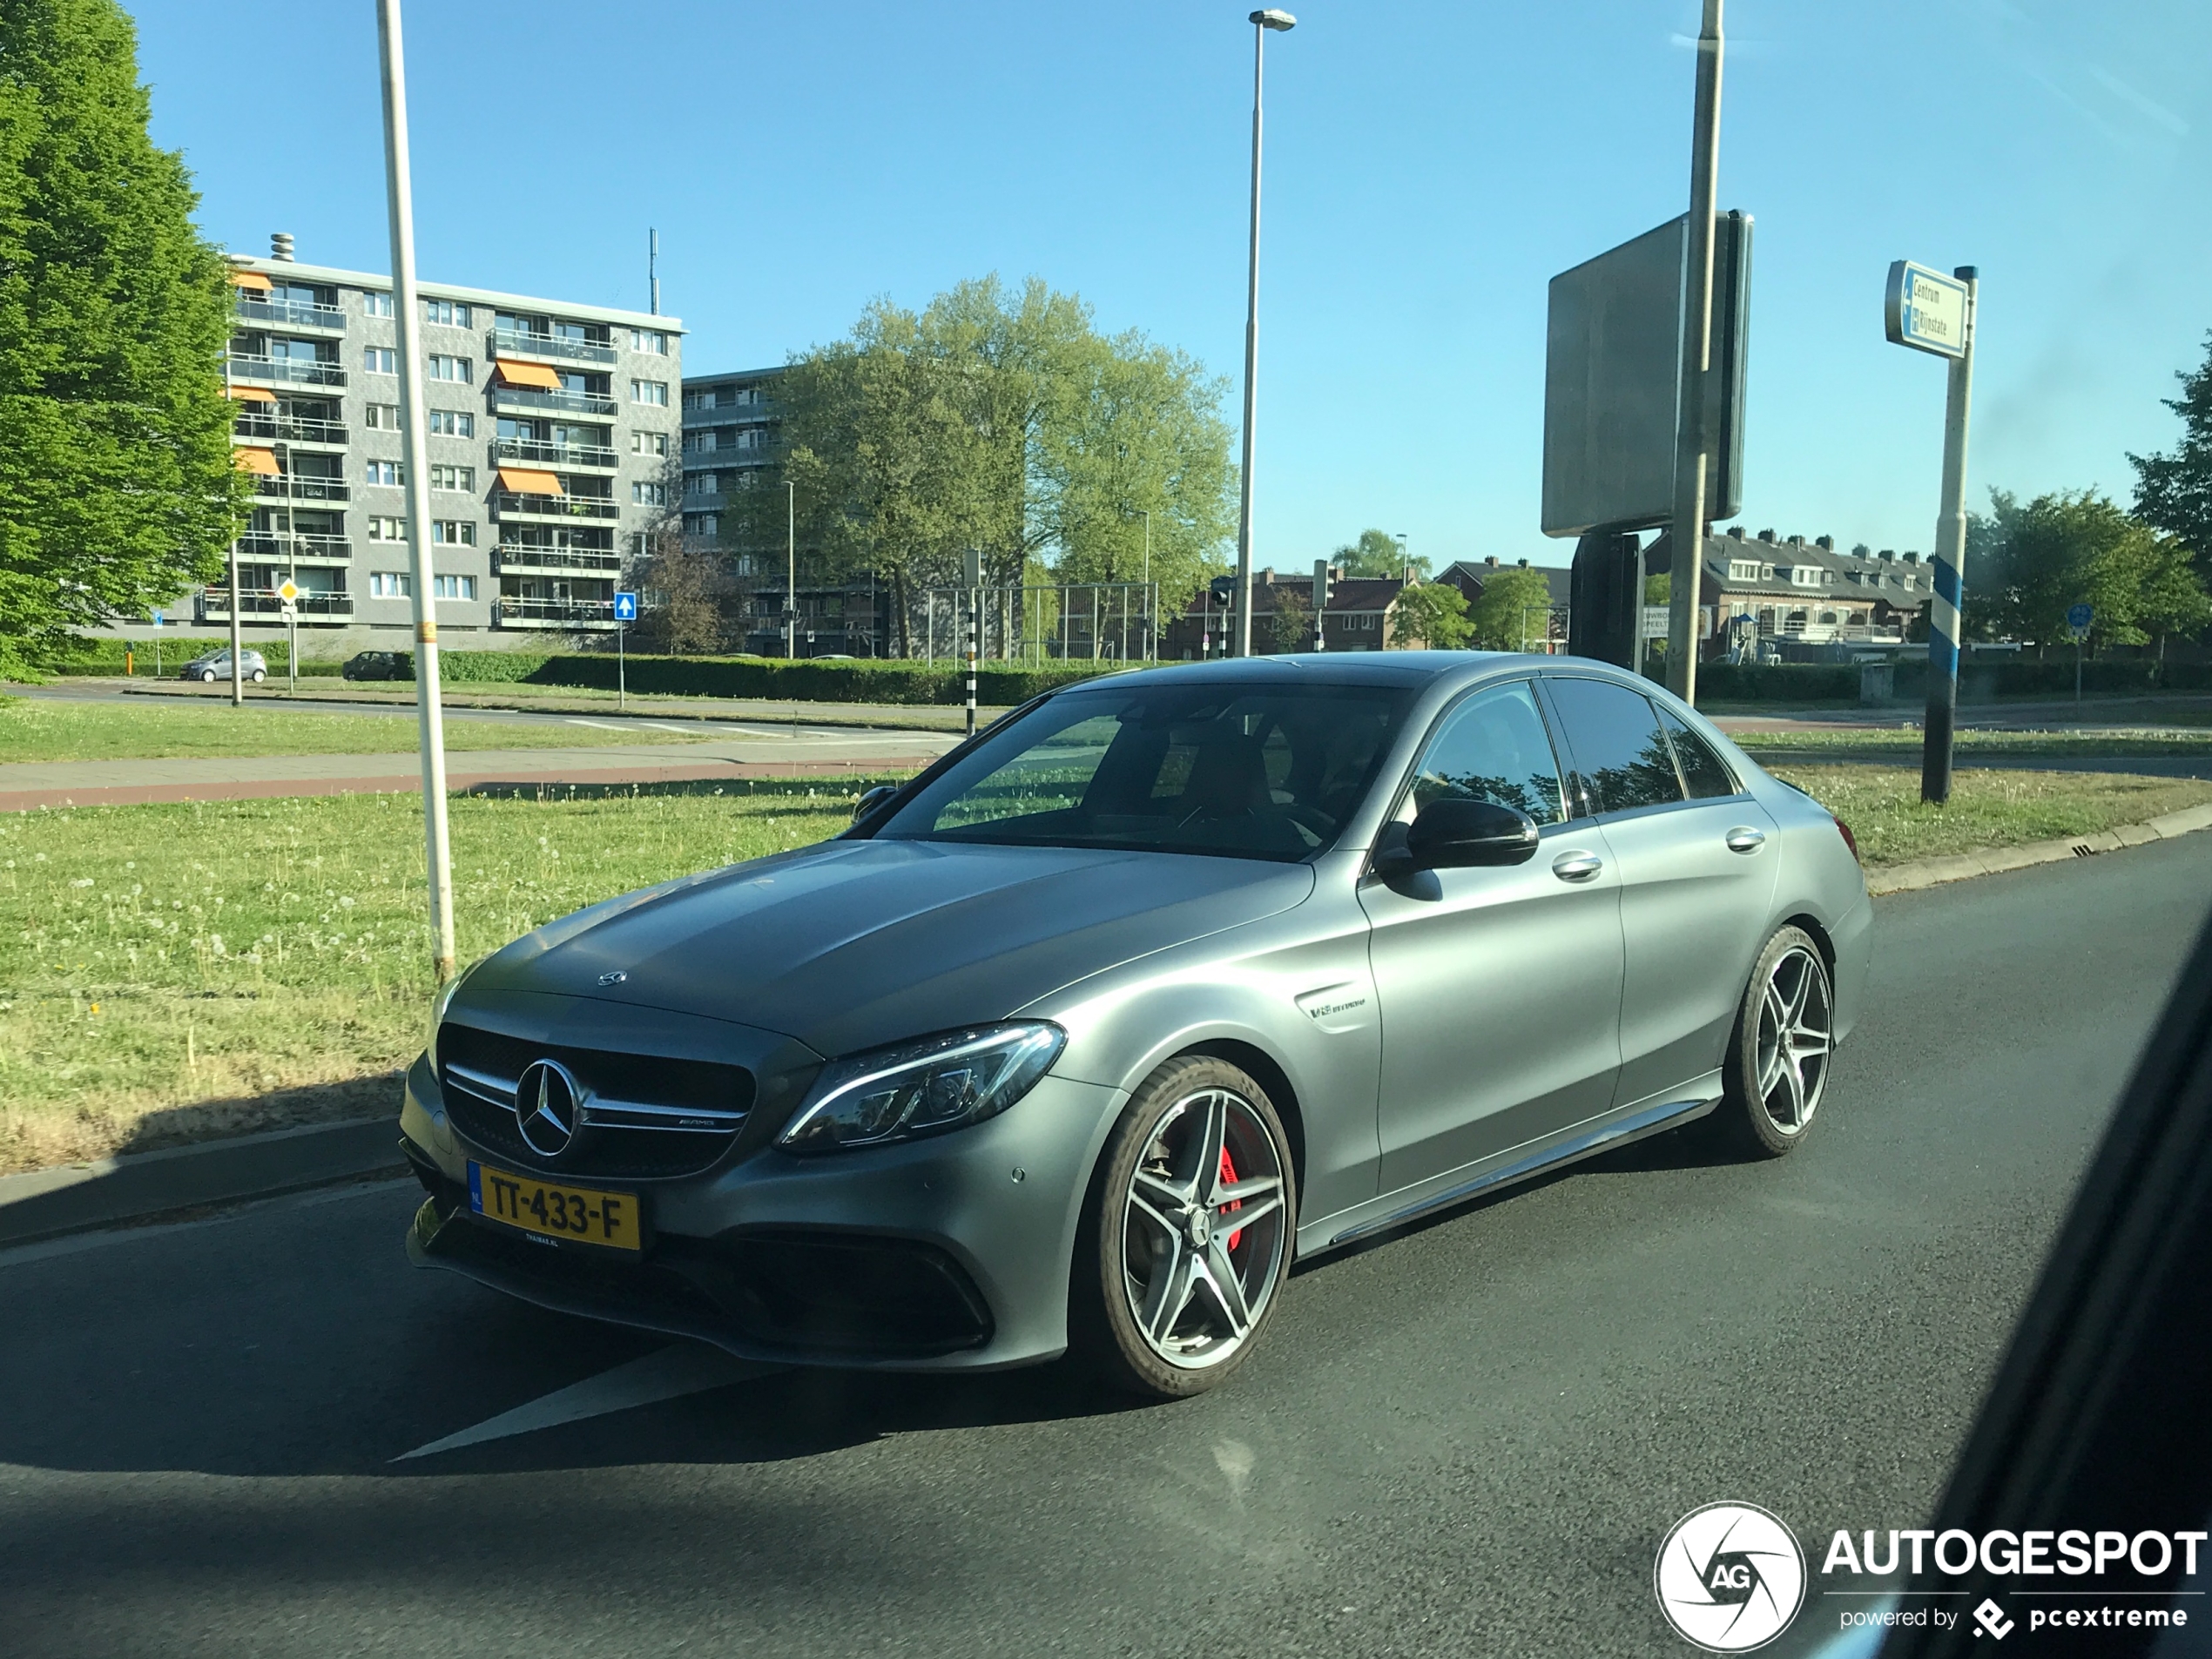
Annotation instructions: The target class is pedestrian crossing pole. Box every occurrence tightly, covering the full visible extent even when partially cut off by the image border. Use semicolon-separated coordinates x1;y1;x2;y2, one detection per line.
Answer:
963;549;981;738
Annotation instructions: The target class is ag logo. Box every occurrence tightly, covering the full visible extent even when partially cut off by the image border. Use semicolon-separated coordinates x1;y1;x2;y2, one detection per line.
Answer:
1654;1502;1806;1652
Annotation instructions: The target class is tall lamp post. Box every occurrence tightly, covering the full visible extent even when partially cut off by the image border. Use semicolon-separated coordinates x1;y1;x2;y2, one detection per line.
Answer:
785;480;796;660
1665;0;1725;705
1231;8;1296;657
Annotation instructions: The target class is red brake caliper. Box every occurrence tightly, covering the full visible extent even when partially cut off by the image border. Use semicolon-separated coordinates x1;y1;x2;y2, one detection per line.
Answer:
1219;1146;1243;1251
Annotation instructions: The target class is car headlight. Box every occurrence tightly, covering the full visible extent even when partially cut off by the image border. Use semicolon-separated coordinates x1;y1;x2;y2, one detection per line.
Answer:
425;957;485;1069
778;1022;1066;1154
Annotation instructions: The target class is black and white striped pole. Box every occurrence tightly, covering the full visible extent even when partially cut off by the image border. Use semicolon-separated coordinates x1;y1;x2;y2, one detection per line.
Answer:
1885;260;1979;806
963;549;981;738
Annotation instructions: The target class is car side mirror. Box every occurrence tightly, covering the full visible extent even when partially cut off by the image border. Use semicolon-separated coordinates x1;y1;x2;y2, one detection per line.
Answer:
852;784;900;824
1405;798;1540;870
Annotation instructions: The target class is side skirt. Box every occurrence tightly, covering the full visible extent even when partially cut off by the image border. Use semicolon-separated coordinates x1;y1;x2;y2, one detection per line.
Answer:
1307;1078;1722;1256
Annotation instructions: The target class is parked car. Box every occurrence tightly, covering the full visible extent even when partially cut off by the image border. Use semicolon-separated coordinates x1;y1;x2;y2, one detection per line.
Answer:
343;651;408;682
181;648;266;684
399;652;1871;1398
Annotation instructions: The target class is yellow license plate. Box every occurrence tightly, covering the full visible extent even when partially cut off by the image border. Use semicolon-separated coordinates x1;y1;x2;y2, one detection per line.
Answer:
468;1161;643;1251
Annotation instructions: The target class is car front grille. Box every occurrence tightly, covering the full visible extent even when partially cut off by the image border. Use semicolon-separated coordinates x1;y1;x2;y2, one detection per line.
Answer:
437;1021;754;1179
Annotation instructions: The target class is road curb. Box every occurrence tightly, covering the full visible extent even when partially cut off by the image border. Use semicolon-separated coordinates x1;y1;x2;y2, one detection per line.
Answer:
1866;802;2212;896
0;1115;407;1248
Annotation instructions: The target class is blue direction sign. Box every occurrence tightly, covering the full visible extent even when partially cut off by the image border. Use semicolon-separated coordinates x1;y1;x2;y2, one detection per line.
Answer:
2067;602;2094;637
1885;261;1970;360
612;591;638;623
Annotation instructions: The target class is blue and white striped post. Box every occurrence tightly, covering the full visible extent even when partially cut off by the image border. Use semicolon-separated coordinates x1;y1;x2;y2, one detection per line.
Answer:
1918;267;1979;805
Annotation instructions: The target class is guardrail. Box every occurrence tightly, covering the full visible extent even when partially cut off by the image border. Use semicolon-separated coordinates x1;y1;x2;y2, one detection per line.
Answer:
496;597;617;626
253;476;352;503
490;490;619;522
198;590;354;619
488;328;617;365
489;384;617;419
493;437;618;470
237;534;353;563
227;354;347;388
233;415;348;446
233;296;346;332
493;544;622;574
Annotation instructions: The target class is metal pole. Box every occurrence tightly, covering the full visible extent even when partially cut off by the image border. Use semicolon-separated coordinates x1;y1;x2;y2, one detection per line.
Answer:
648;228;659;316
224;355;244;706
1919;269;1979;806
2075;635;2082;708
375;0;457;984
1233;12;1294;656
617;620;626;710
1666;0;1725;706
785;480;796;659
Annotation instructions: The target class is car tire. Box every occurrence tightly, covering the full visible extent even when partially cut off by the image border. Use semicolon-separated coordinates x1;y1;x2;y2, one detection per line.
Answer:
1705;925;1835;1159
198;670;216;683
250;670;266;683
1069;1054;1297;1399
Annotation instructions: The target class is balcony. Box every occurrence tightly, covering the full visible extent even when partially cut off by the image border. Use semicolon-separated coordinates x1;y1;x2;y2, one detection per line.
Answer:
496;596;617;631
493;543;622;576
253;475;351;503
228;354;346;388
233;413;347;447
490;383;617;420
491;489;619;523
492;436;617;472
234;296;345;333
238;533;352;565
198;589;354;621
488;327;617;366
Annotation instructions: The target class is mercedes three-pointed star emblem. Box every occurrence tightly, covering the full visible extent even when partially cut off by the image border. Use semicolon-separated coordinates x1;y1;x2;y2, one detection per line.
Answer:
514;1058;584;1157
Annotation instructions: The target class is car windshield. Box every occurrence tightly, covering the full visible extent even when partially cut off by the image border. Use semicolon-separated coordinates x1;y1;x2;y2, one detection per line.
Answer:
871;678;1414;860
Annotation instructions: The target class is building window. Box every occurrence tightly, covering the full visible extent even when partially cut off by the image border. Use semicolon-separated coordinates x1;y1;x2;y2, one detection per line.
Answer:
632;430;667;455
424;300;471;327
428;463;475;492
364;460;403;486
631;379;668;406
631;328;668;354
433;575;476;601
367;516;407;541
363;347;397;374
632;481;667;505
432;519;475;546
369;571;411;597
428;409;475;437
682;388;710;410
689;473;718;497
364;402;402;429
363;291;393;318
427;354;470;383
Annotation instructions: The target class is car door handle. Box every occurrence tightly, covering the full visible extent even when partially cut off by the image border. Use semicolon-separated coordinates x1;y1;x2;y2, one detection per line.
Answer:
1550;849;1604;882
1724;826;1767;853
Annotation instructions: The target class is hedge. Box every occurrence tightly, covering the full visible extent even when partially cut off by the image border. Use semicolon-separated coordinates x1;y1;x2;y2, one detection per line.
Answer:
373;651;1128;705
54;638;339;677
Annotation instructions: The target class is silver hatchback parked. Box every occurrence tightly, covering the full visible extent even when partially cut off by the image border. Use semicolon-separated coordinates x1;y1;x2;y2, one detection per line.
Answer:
400;653;1871;1397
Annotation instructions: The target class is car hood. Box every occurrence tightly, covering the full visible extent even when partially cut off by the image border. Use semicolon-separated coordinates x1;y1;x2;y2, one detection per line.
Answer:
459;838;1317;1059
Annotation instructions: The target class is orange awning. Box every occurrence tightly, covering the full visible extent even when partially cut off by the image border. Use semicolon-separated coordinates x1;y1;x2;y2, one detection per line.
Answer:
226;267;273;292
224;383;277;403
496;467;563;496
492;359;563;391
233;447;282;476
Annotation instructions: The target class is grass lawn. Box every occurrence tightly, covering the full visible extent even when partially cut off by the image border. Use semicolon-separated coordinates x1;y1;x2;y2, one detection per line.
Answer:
0;696;720;764
4;763;2208;1174
0;783;870;1172
1741;727;2212;758
1764;765;2212;867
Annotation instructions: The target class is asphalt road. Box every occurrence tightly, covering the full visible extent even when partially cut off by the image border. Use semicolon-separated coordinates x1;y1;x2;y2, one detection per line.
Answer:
3;836;2207;1657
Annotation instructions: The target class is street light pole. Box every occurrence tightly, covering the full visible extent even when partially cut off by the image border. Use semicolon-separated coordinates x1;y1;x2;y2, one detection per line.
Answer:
375;0;457;986
1232;9;1296;658
786;479;796;661
223;354;244;706
1665;0;1725;706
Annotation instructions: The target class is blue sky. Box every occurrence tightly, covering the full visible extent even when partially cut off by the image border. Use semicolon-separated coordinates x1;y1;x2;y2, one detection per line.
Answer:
132;0;2208;572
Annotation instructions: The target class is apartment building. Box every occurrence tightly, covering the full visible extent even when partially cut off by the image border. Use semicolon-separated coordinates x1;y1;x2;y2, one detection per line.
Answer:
214;238;682;644
679;366;783;546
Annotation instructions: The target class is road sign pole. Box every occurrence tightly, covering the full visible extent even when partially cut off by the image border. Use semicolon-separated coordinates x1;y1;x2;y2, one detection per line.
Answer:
1919;268;1979;806
1665;0;1724;707
618;621;625;710
376;0;457;985
287;605;297;693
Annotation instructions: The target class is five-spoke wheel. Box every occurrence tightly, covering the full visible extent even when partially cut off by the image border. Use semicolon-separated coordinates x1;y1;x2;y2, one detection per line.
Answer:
1710;924;1834;1157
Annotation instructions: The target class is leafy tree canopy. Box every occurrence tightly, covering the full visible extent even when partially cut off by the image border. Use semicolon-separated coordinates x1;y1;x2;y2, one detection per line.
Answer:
1466;565;1557;651
1390;582;1472;649
2129;331;2212;569
0;0;246;677
1334;528;1429;579
1969;489;2209;652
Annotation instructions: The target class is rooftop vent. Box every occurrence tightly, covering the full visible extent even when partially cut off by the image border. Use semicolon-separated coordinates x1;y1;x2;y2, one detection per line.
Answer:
1816;535;1835;550
1903;551;1921;564
270;232;295;262
1879;550;1896;561
1517;558;1529;567
1484;555;1500;567
1757;528;1776;543
1728;525;1745;539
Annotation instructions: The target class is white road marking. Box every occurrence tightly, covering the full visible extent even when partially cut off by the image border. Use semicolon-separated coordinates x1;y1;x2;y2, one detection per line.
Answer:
394;1342;781;1460
563;718;627;732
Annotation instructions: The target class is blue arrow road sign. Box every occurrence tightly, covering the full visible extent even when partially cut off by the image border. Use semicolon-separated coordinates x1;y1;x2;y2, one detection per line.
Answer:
613;591;638;622
2067;602;2093;631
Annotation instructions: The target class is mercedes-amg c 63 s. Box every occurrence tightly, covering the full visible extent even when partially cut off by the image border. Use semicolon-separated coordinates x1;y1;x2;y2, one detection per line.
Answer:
400;652;1870;1397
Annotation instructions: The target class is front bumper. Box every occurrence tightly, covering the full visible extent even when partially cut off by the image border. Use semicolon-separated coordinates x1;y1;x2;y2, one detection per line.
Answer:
400;1053;1127;1371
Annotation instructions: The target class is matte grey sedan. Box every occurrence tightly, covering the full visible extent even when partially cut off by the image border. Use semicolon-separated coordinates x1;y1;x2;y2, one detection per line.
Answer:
399;653;1870;1397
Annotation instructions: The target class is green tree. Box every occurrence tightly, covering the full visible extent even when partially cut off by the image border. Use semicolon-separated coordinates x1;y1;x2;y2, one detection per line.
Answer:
0;0;246;677
1390;582;1471;648
2129;331;2212;570
1973;489;2209;654
1334;528;1427;579
1266;586;1312;653
1467;565;1556;651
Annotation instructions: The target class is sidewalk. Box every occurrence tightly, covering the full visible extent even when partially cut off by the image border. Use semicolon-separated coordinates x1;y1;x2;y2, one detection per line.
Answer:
0;731;959;813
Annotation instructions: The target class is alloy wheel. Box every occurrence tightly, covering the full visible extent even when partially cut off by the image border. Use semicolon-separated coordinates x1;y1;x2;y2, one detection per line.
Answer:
1755;945;1832;1135
1120;1086;1290;1370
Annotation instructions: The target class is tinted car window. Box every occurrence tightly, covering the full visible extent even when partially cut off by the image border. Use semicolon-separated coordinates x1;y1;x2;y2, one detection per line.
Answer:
1543;677;1684;815
875;680;1413;861
1660;706;1738;800
1403;682;1567;825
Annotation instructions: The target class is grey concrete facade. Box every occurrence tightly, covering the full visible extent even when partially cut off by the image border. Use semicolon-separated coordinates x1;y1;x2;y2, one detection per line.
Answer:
679;365;783;550
192;247;684;652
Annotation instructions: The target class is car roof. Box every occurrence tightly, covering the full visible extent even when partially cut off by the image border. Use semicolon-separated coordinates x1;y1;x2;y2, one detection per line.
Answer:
1053;651;1656;697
